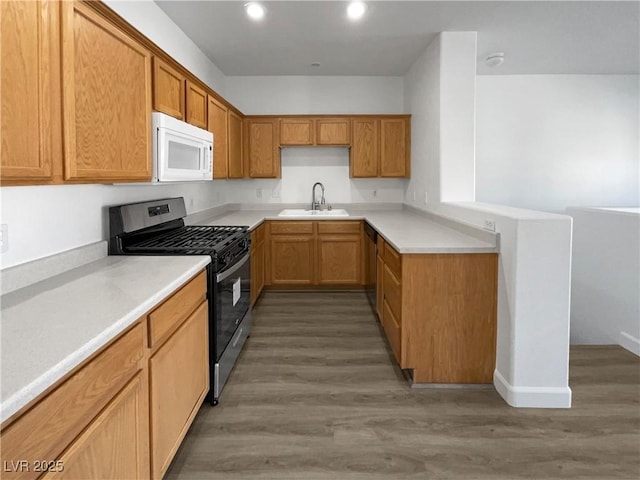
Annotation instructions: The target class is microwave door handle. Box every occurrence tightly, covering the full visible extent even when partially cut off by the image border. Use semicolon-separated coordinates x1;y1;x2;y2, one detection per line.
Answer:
216;253;250;283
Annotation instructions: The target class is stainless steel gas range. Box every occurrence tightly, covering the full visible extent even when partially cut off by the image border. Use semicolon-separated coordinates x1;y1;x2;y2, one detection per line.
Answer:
108;197;251;405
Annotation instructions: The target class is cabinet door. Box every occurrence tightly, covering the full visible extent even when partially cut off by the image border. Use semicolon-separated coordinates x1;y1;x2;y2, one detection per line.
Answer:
380;118;408;177
228;110;244;179
350;118;378;177
269;235;314;285
42;372;149;480
317;234;361;285
250;227;265;307
153;57;185;120
247;118;279;178
280;118;314;145
316;118;350;145
1;0;58;182
185;80;207;129
382;299;402;364
208;96;228;179
150;301;208;479
61;2;151;182
376;253;384;319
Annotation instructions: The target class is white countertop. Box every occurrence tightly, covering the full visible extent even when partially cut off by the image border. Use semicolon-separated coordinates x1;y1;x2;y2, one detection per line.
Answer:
194;207;498;254
0;255;210;424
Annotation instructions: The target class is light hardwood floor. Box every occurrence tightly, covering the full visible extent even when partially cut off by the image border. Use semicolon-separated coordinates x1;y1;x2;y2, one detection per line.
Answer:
166;291;640;480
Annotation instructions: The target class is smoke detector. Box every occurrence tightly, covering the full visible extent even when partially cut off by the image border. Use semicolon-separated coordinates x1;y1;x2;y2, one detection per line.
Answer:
485;52;505;67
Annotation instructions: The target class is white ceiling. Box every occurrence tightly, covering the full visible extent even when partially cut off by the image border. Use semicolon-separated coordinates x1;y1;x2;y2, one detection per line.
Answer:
155;1;639;76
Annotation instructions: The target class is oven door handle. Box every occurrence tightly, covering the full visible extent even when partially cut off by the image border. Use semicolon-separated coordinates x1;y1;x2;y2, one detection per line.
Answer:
216;253;250;283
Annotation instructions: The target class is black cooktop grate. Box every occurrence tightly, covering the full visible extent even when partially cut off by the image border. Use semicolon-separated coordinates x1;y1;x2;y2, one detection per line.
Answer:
127;225;247;254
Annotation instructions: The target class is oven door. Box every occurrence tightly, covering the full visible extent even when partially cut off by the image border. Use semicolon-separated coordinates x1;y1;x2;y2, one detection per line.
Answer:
215;253;251;359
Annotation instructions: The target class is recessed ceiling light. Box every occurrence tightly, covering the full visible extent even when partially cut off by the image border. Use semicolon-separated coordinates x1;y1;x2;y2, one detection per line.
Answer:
347;1;367;21
244;2;265;21
485;52;505;67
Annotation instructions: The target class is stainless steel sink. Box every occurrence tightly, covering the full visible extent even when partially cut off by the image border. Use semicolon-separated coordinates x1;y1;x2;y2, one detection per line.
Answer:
277;208;349;217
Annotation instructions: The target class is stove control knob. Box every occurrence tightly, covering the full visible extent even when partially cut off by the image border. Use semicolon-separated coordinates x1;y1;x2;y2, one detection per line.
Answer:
241;238;249;250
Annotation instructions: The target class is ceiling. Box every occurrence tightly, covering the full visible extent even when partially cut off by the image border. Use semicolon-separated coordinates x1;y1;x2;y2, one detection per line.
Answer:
155;1;639;76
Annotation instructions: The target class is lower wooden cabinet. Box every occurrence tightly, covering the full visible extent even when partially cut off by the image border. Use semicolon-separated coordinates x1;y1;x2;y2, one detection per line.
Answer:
316;221;362;285
0;269;209;480
42;372;149;480
250;224;266;306
265;220;363;287
269;234;315;285
376;237;498;384
149;301;208;479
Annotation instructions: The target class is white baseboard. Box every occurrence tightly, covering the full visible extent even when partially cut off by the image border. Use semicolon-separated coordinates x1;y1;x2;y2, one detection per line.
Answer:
493;370;572;408
619;332;640;357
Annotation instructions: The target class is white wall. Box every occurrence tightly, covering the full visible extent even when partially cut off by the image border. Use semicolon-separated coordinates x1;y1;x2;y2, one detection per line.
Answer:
224;76;403;114
403;32;477;205
225;148;405;205
568;207;640;355
439;32;477;202
476;75;640;213
403;32;573;407
403;36;441;206
0;1;229;269
223;75;407;204
104;0;226;95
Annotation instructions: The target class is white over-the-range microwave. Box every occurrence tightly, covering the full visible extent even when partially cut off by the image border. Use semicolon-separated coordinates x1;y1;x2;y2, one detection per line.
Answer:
152;111;213;183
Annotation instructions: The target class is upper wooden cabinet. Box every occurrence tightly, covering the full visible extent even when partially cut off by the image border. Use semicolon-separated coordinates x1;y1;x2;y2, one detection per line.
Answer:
153;57;185;120
316;118;350;146
207;95;228;179
351;116;410;178
61;1;152;182
280;118;314;146
380;118;409;177
351;118;379;177
279;117;351;147
246;117;279;178
228;110;244;179
1;0;60;184
185;80;207;129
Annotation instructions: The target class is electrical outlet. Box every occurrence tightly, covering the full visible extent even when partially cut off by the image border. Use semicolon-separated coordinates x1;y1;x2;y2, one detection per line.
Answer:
256;188;262;199
424;192;428;204
189;198;195;208
272;189;280;199
412;191;416;202
483;219;496;232
372;190;377;198
1;224;8;253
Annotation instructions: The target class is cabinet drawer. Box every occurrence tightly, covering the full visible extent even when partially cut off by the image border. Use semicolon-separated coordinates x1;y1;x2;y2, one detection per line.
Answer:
383;264;402;321
270;221;314;235
382;299;401;364
148;271;207;348
1;323;144;480
317;221;361;235
383;242;402;278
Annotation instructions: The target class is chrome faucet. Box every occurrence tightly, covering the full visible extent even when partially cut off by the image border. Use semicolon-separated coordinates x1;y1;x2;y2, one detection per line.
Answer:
311;182;326;211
